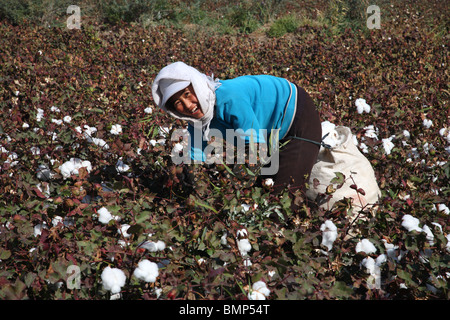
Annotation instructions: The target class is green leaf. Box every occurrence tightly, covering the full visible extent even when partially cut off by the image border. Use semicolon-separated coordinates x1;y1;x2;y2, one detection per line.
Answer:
330;281;354;298
194;199;218;213
0;249;11;260
331;172;345;185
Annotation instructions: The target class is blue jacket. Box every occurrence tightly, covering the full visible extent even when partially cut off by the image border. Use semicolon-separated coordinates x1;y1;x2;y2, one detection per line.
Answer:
188;75;297;161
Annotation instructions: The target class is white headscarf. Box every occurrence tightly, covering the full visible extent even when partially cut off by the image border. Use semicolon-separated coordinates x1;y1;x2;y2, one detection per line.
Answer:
152;61;221;140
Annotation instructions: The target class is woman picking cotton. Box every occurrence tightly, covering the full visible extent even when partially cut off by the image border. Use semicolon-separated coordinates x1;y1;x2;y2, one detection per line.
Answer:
151;61;322;196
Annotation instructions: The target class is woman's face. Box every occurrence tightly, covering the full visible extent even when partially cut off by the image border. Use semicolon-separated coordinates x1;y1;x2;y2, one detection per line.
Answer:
168;85;204;119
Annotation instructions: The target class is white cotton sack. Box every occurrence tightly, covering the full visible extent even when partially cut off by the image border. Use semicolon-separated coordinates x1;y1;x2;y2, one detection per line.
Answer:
306;125;382;211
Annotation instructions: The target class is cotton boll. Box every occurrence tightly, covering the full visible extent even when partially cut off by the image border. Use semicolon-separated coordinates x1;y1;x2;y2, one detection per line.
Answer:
320;121;342;149
83;125;97;137
110;124;122;135
359;142;369;154
172;142;184;153
403;130;411;139
237;238;252;256
97;207;121;224
36;183;50;198
248;281;270;300
154;240;166;251
118;224;131;238
382;137;395;155
437;204;449;215
422;225;434;245
116;158;130;173
364;125;379;140
423;119;433;129
140;240;166;252
401;214;422;232
34;222;47;237
52;216;63;227
92;137;109;150
36;108;44;121
133;259;159;283
159;126;170;137
361;254;386;290
361;257;376;274
382;240;399;260
236;229;248;238
320;220;338;252
264;178;274;187
59;158;92;179
37;164;53;181
356;239;377;254
438;128;450;144
355;98;371;114
243;258;252;267
101;267;126;294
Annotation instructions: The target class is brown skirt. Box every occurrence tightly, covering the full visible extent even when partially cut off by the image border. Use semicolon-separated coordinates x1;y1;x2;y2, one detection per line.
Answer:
266;85;322;195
